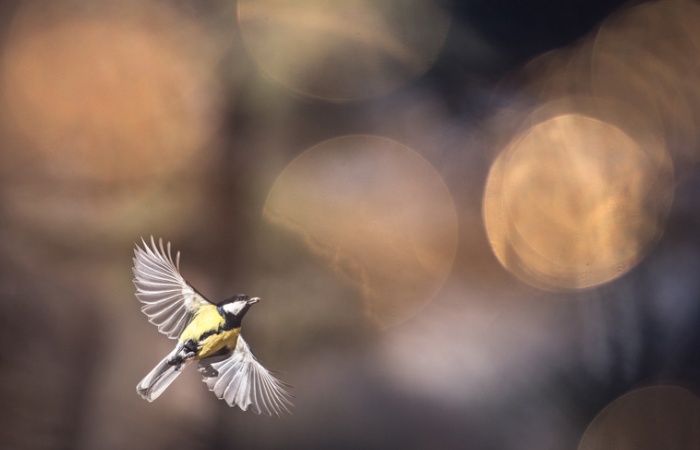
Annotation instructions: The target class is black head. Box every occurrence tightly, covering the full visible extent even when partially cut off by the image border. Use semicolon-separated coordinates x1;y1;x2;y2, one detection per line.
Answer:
217;293;260;317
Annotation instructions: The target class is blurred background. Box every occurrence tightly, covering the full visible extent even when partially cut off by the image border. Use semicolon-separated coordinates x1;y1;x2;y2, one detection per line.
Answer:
1;0;699;448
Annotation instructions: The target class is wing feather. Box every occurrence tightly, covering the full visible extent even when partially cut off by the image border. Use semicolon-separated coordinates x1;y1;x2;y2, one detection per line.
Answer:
133;237;212;339
199;336;293;417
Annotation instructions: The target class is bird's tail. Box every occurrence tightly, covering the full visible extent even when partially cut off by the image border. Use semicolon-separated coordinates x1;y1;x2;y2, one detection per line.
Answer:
137;346;191;402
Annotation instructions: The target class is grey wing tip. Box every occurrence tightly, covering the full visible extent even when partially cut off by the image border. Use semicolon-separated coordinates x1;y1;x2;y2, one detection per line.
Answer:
136;384;154;402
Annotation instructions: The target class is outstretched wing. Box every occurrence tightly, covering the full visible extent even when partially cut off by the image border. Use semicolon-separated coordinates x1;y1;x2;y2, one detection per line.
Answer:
199;336;293;417
133;237;212;339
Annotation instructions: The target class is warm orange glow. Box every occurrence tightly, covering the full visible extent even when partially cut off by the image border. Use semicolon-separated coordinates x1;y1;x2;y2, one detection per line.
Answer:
484;114;671;290
504;0;700;182
482;0;700;290
237;0;450;101
579;386;700;449
589;0;700;180
0;2;220;182
264;135;458;327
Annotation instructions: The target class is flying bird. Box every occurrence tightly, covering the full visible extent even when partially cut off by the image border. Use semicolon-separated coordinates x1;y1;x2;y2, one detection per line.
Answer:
133;237;292;416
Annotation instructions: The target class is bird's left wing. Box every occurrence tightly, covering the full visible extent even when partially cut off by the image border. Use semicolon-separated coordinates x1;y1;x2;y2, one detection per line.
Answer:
199;336;293;417
133;237;213;339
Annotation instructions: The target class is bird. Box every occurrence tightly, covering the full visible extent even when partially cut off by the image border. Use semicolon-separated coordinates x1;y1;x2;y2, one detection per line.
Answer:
133;236;292;416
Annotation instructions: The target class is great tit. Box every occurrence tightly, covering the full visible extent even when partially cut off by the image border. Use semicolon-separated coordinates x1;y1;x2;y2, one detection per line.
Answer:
133;237;292;416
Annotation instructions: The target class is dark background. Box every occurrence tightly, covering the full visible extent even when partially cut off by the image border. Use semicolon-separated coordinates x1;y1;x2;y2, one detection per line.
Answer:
1;0;699;449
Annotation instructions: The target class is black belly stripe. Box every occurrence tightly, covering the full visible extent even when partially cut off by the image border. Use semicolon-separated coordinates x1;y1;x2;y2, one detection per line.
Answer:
196;307;242;342
198;329;218;341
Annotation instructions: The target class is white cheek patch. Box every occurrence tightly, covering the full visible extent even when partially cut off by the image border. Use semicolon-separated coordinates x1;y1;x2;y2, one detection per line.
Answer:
223;302;246;315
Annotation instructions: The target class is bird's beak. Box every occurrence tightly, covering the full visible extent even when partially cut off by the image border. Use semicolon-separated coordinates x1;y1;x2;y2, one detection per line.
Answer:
248;297;261;304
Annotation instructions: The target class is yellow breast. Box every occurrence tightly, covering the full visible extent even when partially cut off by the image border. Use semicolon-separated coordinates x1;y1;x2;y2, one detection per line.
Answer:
197;327;240;359
179;306;241;359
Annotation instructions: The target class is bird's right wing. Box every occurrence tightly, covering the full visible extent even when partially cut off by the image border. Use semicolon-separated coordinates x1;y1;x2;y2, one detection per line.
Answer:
199;336;293;417
133;237;213;339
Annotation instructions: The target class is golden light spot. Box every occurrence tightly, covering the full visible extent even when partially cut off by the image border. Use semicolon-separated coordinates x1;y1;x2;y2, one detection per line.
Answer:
589;0;700;179
578;386;700;450
237;0;451;101
484;114;671;290
0;1;220;182
264;135;457;327
495;0;700;183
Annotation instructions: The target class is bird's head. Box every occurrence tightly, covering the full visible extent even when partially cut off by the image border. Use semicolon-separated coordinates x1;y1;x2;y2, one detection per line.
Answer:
217;293;260;317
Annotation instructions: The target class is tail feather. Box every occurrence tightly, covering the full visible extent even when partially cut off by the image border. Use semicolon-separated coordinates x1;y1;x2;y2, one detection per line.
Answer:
137;348;191;402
